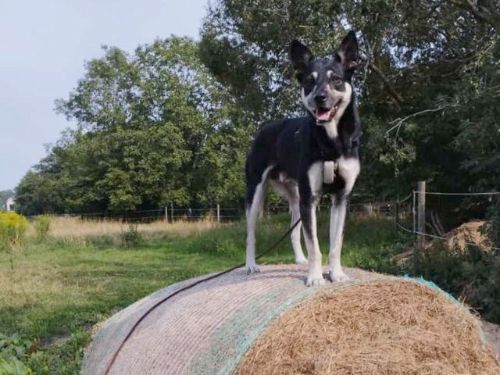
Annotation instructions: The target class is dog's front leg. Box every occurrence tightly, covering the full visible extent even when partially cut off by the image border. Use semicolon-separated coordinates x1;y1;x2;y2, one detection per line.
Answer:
300;162;324;286
329;157;360;282
329;194;350;282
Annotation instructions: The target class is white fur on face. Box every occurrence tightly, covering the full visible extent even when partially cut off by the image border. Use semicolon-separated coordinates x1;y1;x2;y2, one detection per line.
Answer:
301;81;353;140
321;82;352;139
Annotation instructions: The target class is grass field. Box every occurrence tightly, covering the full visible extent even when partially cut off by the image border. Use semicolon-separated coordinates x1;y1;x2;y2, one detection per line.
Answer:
0;213;408;374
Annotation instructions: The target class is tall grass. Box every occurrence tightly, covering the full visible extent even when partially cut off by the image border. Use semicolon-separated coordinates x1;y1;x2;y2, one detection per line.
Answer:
26;216;221;245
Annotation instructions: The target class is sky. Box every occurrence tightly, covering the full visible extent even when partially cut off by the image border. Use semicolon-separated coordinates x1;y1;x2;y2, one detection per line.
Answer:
0;0;208;191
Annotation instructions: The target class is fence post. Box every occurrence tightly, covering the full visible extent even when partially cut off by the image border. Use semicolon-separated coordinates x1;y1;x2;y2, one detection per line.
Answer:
417;181;426;248
170;203;174;222
217;203;220;223
368;202;373;216
165;207;168;223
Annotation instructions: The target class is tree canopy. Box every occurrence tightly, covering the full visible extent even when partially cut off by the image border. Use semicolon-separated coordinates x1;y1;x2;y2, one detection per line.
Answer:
17;37;250;214
16;0;500;215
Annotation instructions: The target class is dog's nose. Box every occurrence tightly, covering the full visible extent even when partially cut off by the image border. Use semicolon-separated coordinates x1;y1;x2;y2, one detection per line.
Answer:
315;93;327;104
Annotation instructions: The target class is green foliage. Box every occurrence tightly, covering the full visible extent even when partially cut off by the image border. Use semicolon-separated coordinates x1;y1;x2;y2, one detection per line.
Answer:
340;215;409;273
25;330;90;375
402;244;500;324
0;333;34;375
485;200;500;247
16;37;247;215
0;329;91;375
0;213;28;250
119;224;142;247
33;216;51;242
200;0;500;199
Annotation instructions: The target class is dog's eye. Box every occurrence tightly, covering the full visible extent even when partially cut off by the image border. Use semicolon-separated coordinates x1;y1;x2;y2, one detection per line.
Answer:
331;76;343;86
302;75;315;88
305;74;316;84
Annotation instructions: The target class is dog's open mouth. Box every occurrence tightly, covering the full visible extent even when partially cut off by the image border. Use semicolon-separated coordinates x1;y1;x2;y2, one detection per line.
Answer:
315;101;341;123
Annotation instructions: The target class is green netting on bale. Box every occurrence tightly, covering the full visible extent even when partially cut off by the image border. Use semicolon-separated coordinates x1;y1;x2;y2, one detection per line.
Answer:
82;265;387;375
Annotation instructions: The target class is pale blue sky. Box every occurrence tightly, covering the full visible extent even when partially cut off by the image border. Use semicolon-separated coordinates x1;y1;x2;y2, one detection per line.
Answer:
0;0;208;191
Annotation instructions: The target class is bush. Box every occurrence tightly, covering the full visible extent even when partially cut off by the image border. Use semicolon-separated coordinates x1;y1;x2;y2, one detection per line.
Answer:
0;212;28;250
33;215;51;242
402;242;500;324
119;224;142;247
0;332;34;375
485;200;500;247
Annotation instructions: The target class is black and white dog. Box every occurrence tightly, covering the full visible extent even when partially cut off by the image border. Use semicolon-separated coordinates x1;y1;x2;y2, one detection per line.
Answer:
245;31;362;286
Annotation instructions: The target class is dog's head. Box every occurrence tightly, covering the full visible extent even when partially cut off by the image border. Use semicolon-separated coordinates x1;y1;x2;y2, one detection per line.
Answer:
290;31;359;127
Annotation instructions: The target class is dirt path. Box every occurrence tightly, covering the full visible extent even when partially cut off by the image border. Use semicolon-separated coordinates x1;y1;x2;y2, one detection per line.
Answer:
482;321;500;359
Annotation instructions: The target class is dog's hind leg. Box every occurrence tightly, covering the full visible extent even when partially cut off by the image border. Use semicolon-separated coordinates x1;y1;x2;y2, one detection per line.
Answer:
290;199;307;264
271;178;307;264
245;166;272;274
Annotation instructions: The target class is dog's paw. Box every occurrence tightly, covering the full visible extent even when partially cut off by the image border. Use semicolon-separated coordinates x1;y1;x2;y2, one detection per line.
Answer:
246;264;261;274
330;270;350;282
306;275;325;287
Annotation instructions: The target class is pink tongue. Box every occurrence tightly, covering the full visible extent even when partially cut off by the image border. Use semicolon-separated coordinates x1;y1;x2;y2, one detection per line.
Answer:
317;109;331;121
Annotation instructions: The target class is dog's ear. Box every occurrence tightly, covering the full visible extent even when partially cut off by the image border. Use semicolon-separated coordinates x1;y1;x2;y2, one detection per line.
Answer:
290;40;313;81
335;31;359;73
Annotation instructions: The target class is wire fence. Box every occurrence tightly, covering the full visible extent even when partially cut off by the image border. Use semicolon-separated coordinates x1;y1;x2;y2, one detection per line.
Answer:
29;185;499;243
40;207;243;223
395;187;500;251
29;199;395;223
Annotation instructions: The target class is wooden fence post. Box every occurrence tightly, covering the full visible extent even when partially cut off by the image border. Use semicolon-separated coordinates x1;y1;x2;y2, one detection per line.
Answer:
170;203;174;222
367;202;373;216
417;181;426;248
217;203;220;223
165;207;168;223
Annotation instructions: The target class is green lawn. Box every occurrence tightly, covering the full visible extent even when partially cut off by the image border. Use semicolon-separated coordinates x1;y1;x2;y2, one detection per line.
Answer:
0;214;408;374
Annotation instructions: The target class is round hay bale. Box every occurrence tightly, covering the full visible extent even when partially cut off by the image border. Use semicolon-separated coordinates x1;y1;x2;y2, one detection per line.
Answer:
236;280;499;375
82;265;499;375
444;220;492;253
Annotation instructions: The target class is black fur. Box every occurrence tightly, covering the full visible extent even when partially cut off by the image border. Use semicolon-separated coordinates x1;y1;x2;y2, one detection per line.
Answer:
245;31;362;284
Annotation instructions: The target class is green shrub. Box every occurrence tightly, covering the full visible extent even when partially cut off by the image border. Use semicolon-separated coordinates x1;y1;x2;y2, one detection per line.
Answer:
485;200;500;247
33;216;51;242
119;224;142;247
0;332;34;375
402;242;500;323
0;212;28;250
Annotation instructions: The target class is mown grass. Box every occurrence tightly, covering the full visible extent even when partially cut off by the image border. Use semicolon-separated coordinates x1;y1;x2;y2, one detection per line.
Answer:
0;213;408;374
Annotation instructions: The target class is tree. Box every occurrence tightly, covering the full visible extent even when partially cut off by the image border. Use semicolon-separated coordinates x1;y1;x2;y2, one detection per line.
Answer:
17;37;249;214
200;0;500;200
